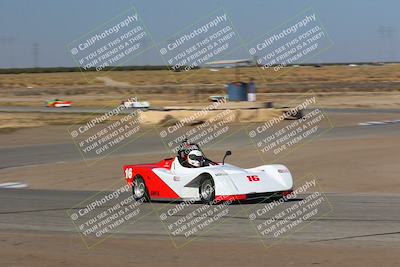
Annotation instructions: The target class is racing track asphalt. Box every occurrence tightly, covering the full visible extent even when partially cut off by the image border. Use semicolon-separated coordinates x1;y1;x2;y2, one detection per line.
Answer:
0;188;399;244
0;108;399;247
0;121;399;169
1;106;400;114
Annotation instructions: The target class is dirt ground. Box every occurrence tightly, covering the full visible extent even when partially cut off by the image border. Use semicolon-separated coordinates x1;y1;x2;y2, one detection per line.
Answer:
1;230;399;267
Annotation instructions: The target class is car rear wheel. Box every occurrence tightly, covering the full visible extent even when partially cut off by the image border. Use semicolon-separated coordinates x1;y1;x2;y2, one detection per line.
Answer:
132;176;149;202
199;177;215;204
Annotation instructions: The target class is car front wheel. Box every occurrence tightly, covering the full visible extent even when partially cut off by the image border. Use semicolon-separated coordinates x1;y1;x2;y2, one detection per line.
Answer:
199;177;215;204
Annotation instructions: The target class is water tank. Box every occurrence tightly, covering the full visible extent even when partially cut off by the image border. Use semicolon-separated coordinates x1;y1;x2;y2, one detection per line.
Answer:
227;82;247;101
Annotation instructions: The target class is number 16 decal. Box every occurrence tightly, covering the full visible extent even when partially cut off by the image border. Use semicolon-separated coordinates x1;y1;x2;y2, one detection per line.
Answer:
247;175;260;182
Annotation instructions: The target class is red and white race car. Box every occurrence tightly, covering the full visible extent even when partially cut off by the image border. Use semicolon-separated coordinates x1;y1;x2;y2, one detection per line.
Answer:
124;141;293;203
45;99;72;108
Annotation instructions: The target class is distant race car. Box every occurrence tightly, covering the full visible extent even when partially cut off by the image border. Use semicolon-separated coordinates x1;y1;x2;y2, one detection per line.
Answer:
45;99;72;108
122;100;150;109
123;141;293;203
209;95;228;102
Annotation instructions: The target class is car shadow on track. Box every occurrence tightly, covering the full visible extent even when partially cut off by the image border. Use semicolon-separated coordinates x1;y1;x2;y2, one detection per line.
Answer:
147;197;303;205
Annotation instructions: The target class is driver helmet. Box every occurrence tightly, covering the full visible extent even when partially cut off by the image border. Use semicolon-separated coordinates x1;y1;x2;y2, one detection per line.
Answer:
187;150;204;167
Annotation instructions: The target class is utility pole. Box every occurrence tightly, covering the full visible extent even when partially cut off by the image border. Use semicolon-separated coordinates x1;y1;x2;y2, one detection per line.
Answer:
33;42;39;68
0;37;15;67
378;25;396;61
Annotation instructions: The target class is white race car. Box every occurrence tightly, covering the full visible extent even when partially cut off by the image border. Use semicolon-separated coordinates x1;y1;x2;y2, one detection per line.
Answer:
123;141;293;204
122;100;150;109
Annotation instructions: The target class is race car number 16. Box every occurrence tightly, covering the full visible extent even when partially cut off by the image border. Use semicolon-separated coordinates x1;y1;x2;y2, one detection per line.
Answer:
247;175;260;182
125;168;133;179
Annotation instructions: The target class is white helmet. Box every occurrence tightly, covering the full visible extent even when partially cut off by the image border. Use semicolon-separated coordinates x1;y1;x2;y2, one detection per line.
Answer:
187;150;204;167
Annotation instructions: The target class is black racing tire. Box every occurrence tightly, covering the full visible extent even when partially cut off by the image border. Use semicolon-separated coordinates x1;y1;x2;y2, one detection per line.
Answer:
132;175;149;202
295;109;304;119
199;176;215;204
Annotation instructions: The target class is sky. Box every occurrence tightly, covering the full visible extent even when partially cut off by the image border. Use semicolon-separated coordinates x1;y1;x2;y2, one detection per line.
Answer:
0;0;399;68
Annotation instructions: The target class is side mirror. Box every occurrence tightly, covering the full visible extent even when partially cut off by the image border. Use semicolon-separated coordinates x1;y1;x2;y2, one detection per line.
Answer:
222;151;232;165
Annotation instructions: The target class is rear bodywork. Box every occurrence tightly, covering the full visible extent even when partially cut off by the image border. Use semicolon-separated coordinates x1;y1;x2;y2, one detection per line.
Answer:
123;157;293;201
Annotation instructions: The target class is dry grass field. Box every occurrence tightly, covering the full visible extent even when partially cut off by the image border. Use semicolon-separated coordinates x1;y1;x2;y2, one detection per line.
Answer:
0;64;399;131
0;64;399;108
1;64;400;89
